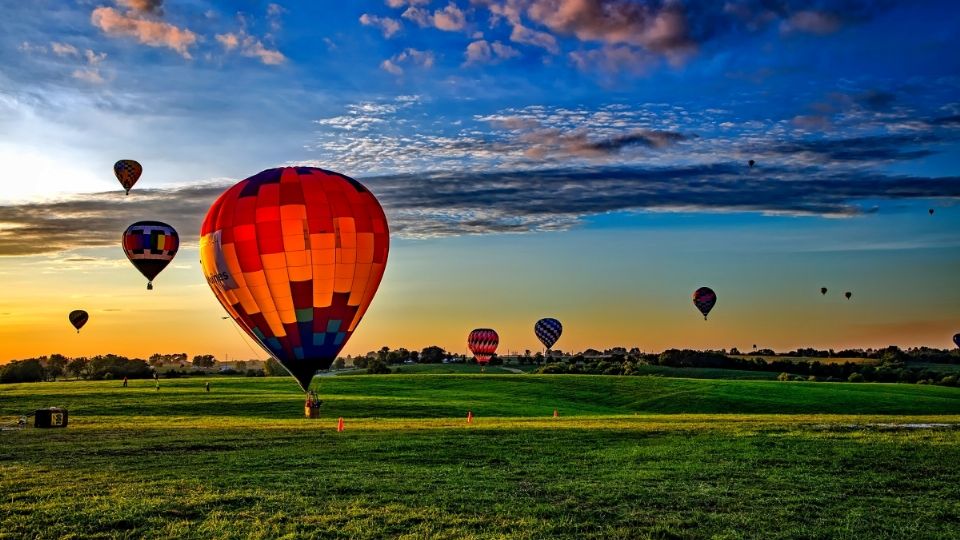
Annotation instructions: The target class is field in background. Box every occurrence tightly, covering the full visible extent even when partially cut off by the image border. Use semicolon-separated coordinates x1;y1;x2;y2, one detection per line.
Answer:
2;376;959;539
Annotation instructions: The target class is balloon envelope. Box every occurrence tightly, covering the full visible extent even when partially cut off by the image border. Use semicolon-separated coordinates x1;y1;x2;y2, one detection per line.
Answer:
845;291;852;300
114;160;142;195
200;167;389;391
68;310;88;333
534;318;562;349
953;333;959;348
693;287;716;319
468;328;499;365
122;221;179;289
820;287;828;295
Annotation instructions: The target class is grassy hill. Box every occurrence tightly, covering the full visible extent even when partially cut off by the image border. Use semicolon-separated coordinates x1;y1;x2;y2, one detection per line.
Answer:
1;376;959;539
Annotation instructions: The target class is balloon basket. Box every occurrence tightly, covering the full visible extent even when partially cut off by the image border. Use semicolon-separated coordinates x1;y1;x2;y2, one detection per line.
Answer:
305;404;320;419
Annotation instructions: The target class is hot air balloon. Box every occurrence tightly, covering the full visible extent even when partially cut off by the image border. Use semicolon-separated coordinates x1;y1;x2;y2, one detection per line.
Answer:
534;318;562;350
68;310;88;333
114;160;142;195
693;287;716;320
468;328;499;365
845;291;852;300
952;333;959;348
820;287;828;295
199;167;389;394
748;159;755;168
929;208;935;215
122;221;179;290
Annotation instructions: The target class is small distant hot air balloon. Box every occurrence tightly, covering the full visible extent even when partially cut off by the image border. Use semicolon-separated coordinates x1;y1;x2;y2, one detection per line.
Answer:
693;287;717;320
748;159;755;168
468;329;499;365
68;310;88;333
534;318;562;350
844;291;852;300
952;333;959;349
820;287;828;295
114;160;142;195
122;221;179;290
199;167;389;394
929;208;935;215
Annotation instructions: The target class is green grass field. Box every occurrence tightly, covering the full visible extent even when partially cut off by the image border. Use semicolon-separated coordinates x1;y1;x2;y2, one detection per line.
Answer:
2;375;959;539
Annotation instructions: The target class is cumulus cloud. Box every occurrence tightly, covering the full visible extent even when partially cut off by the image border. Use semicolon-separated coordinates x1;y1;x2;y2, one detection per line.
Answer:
381;48;435;75
91;6;197;58
464;39;519;65
360;13;403;38
50;42;79;57
401;6;432;27
434;2;467;31
215;31;286;65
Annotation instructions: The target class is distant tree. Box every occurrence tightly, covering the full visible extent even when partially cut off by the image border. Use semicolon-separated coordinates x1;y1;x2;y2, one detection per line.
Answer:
192;354;217;368
264;358;284;376
67;358;90;379
46;354;69;381
234;360;247;370
419;346;445;364
352;356;369;369
366;359;391;374
0;359;46;383
332;358;346;370
848;372;865;383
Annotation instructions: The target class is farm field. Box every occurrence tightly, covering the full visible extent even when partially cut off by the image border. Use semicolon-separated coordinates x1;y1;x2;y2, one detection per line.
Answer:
2;375;959;539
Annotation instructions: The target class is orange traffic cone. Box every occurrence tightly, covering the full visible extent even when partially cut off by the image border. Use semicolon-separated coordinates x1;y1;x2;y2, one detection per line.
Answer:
337;417;344;432
467;410;473;424
553;409;559;418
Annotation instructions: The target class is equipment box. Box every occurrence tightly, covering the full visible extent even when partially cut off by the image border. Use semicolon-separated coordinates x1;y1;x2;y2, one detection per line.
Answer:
34;408;68;428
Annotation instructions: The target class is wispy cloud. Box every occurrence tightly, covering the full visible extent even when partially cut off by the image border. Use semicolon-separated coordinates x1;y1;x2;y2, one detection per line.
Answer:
381;48;435;75
360;13;403;38
91;6;197;58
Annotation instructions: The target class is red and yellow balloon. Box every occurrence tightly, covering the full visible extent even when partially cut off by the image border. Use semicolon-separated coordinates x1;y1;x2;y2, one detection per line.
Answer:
200;167;389;391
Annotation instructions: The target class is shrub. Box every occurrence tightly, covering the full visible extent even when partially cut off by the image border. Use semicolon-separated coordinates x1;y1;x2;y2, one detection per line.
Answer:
848;372;864;383
777;372;791;381
940;375;957;386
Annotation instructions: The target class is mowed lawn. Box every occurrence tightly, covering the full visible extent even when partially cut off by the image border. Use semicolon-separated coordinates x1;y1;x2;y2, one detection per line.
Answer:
2;376;960;539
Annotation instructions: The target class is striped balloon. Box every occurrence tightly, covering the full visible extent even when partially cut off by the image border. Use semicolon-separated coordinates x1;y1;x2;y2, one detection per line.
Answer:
68;310;88;333
122;221;179;290
468;328;499;365
534;318;562;349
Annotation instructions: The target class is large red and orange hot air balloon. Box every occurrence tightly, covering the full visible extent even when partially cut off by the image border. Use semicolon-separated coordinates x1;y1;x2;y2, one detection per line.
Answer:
200;167;389;392
468;328;499;365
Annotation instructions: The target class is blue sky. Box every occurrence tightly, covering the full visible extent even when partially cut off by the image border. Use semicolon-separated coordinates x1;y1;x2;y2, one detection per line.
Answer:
0;0;958;359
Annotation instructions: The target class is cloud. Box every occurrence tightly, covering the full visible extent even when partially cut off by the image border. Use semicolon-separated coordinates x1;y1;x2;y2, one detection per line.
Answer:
2;163;957;252
387;0;429;7
381;48;435;75
569;45;655;75
434;2;467;31
464;39;519;65
50;42;79;57
508;21;559;53
91;6;197;58
360;13;402;38
519;128;690;159
215;31;286;65
117;0;164;15
780;10;842;35
401;6;432;27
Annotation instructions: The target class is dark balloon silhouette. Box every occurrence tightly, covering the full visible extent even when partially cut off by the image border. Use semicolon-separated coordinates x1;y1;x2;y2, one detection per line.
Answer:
468;328;499;365
534;318;562;350
114;160;142;195
123;221;179;290
748;159;755;168
68;310;88;333
953;333;959;349
845;291;852;300
693;287;717;320
820;287;828;295
200;167;389;392
929;208;935;215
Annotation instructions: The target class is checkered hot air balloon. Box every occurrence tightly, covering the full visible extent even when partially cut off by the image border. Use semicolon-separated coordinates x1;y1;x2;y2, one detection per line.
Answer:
122;221;179;290
693;286;716;320
468;328;499;365
114;160;142;195
199;167;389;392
534;318;562;350
68;310;88;333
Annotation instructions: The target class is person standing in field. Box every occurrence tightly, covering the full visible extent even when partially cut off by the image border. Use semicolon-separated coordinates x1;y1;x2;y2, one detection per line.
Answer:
155;380;160;391
205;382;210;392
122;376;128;388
